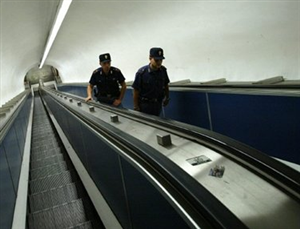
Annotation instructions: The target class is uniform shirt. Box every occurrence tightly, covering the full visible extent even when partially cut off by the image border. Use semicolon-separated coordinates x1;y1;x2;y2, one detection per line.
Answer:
89;66;125;97
132;65;170;101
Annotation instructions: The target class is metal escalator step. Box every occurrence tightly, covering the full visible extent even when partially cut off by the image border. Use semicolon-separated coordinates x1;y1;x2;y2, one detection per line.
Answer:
31;147;62;161
31;142;62;155
33;121;51;126
31;154;64;169
67;221;93;229
28;199;87;229
32;126;53;135
33;118;50;123
30;161;67;180
31;137;60;149
33;120;51;125
32;133;57;142
32;131;53;139
30;171;73;194
32;132;56;140
31;136;58;145
29;183;78;213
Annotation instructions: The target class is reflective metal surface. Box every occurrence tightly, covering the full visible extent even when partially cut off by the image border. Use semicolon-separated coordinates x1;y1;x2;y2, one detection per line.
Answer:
49;89;300;229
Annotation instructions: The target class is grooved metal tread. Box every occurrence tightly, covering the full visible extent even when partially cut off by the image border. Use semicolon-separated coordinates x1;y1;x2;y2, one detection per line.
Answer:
30;161;68;180
31;154;65;169
30;170;74;194
28;199;87;229
31;142;62;154
67;221;93;229
29;183;79;213
31;137;60;148
27;94;102;229
31;147;62;161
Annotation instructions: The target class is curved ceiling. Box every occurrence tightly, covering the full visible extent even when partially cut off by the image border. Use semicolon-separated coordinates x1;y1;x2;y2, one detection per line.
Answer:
1;0;299;106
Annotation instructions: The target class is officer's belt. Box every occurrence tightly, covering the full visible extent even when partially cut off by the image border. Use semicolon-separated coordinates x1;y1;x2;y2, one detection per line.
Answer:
99;93;113;98
140;97;159;103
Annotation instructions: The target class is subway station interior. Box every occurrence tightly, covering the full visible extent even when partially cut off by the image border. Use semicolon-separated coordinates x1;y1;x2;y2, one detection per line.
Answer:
1;1;299;229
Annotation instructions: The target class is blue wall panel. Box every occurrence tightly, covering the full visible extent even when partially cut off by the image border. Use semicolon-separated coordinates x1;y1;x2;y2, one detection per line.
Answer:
164;91;210;129
0;146;16;229
57;85;300;164
58;85;87;98
122;90;134;110
209;93;300;164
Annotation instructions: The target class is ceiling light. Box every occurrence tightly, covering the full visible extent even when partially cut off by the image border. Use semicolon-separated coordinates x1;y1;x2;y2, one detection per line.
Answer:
39;0;72;69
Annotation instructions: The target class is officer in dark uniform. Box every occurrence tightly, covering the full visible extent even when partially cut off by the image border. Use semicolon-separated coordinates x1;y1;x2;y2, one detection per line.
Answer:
132;47;170;116
85;53;126;107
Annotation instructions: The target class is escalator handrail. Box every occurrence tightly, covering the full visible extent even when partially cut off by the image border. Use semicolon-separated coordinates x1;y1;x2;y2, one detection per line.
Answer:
49;88;300;200
42;88;249;229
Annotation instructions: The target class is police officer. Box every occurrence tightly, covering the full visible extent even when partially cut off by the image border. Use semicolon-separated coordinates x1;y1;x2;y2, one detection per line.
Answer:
132;47;170;116
85;53;126;107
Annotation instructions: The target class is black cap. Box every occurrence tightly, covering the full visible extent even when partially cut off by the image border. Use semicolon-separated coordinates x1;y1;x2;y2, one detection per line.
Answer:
150;47;165;59
99;53;111;63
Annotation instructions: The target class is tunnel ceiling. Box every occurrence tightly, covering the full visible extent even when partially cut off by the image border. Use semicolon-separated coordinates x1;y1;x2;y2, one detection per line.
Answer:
1;0;299;106
25;65;56;85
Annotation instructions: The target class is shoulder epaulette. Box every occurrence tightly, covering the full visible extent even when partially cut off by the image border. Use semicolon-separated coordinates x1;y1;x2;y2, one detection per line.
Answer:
93;68;101;74
137;66;146;74
161;65;167;71
111;67;120;72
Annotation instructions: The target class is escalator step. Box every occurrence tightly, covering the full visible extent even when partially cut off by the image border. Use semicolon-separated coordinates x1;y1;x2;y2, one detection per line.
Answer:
31;137;60;148
28;94;103;229
29;183;78;213
67;221;93;229
28;199;87;229
30;171;73;194
31;147;62;161
31;142;62;155
32;132;57;140
32;126;53;135
32;133;57;142
30;161;68;180
31;154;64;169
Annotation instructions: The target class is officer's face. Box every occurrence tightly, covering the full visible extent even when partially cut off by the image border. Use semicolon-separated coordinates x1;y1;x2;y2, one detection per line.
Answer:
150;58;163;69
100;61;111;74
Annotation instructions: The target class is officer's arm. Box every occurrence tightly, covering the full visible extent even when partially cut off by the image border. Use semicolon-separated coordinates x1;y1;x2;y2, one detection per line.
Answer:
85;84;94;102
165;84;170;100
133;89;140;111
163;84;170;107
118;81;127;101
113;81;126;106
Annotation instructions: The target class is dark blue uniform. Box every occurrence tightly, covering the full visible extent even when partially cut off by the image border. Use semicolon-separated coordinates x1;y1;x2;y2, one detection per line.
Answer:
89;66;125;104
132;64;170;115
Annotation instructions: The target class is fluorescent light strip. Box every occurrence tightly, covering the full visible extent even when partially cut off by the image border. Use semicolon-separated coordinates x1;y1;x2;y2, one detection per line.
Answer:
39;0;72;69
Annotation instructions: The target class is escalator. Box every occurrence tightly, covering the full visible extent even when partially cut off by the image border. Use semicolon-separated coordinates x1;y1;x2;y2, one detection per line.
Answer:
1;88;299;229
26;92;104;229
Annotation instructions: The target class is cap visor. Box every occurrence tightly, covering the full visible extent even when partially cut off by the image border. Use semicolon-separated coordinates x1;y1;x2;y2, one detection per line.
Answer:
101;60;111;63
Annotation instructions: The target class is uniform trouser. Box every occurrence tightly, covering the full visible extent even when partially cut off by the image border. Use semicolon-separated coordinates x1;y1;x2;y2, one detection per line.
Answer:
139;101;162;116
97;96;123;108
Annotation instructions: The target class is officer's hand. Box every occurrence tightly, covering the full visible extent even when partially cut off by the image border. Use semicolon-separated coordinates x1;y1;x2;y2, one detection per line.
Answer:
113;99;121;107
163;98;170;107
85;96;92;102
